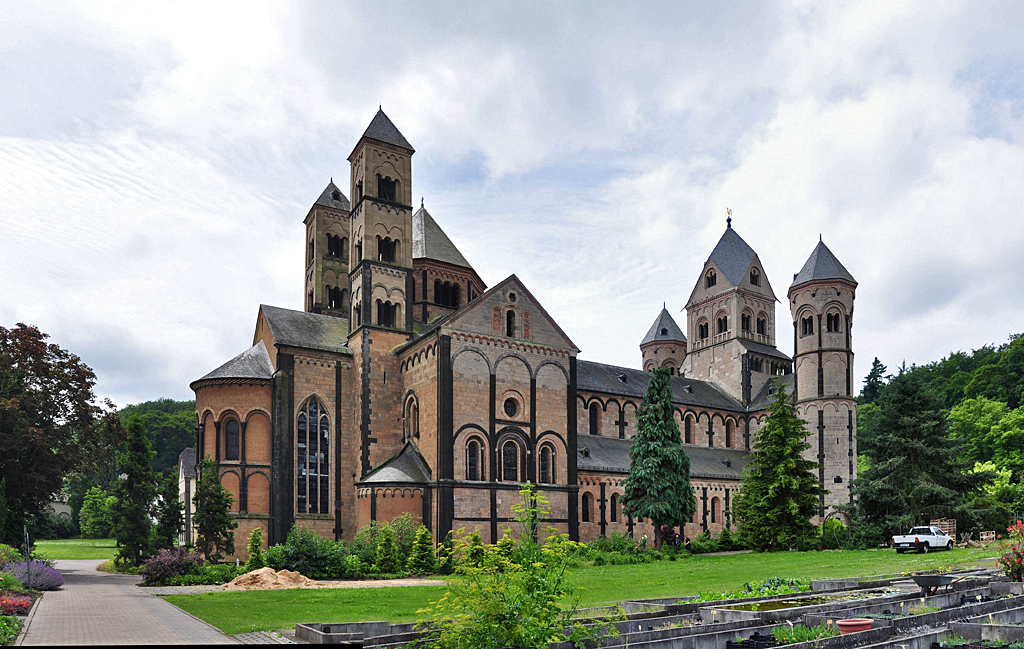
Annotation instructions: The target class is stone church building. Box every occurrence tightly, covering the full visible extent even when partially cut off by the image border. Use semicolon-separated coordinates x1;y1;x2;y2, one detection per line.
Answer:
188;110;859;552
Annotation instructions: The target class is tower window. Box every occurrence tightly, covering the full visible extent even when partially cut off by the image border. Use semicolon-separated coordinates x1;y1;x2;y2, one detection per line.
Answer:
466;439;482;481
589;403;600;435
377;174;397;201
717;316;728;334
308;240;315;265
433;280;461;308
356;181;363;201
331;189;342;201
698;322;710;340
801;316;814;336
826;313;841;333
750;268;761;286
224;419;240;461
377;236;398;263
705;270;717;288
661;327;668;336
377;300;399;327
741;314;752;332
756;317;766;336
506;310;516;338
404;397;419;440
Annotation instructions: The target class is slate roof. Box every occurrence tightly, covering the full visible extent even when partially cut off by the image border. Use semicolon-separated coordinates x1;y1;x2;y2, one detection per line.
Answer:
193;341;274;384
791;240;857;288
260;305;351;355
413;205;474;269
748;373;796;411
313;180;350;211
178;447;197;479
736;339;793;362
360;443;431;484
576;361;743;411
576;435;750;479
640;308;687;345
358;108;414;152
708;225;759;286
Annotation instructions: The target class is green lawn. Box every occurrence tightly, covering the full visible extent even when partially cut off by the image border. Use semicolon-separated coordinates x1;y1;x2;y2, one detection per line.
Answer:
163;547;998;635
34;538;118;560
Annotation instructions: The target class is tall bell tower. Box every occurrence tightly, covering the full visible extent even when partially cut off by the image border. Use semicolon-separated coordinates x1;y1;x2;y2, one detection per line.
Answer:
788;238;858;519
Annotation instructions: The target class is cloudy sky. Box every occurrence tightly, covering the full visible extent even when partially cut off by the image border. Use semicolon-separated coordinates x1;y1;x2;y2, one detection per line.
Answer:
2;1;1023;407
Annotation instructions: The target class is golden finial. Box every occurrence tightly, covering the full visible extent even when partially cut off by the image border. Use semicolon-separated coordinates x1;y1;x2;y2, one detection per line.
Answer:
726;207;733;228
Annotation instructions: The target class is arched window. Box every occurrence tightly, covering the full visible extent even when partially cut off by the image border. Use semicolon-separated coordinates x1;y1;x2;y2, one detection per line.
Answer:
717;316;728;334
296;398;330;514
340;237;348;262
725;420;732;448
452;285;460;309
377;300;398;327
502;440;519;482
377;236;397;263
581;492;592;523
698;322;709;340
377;174;397;201
750;268;761;286
506;310;516;338
826;313;841;333
756;317;767;336
610;493;618;522
741;314;752;332
539;443;555;484
684;416;692;444
308;240;315;264
331;189;342;201
404;397;419;440
711;497;720;523
224;419;240;461
466;439;482;481
801;316;814;336
705;270;717;288
589;403;599;435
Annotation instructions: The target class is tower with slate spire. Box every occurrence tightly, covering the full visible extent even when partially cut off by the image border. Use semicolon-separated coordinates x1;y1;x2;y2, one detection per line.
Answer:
682;218;791;410
788;238;858;517
303;179;351;317
640;306;687;375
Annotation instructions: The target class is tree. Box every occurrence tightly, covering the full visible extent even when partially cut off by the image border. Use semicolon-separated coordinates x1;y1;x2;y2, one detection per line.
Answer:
153;475;184;551
620;368;696;549
860;357;888;405
948;397;1008;464
0;323;124;545
112;418;157;565
854;370;993;538
193;457;237;562
79;486;115;538
244;528;265;572
375;526;403;574
733;379;823;551
119;400;196;478
407;525;438;574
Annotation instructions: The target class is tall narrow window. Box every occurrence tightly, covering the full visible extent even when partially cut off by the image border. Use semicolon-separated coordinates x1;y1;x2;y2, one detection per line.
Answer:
581;492;592;523
297;399;330;515
705;270;717;288
589;403;599;435
466;439;481;481
750;268;761;286
297;412;307;513
506;310;516;337
684;416;692;444
539;444;554;484
725;420;732;448
802;316;814;336
307;399;319;513
225;420;240;461
340;237;348;263
377;174;397;201
377;236;397;263
610;494;618;522
741;314;752;332
502;441;519;482
756;318;766;336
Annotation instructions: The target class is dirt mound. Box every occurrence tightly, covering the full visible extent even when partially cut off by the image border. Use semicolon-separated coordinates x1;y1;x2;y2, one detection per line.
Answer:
220;567;318;591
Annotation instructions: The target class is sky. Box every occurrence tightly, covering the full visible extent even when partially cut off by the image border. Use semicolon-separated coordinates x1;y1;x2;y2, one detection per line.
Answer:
2;1;1023;408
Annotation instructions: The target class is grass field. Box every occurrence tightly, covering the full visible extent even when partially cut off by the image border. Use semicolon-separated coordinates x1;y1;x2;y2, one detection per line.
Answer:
34;538;118;560
163;547;999;635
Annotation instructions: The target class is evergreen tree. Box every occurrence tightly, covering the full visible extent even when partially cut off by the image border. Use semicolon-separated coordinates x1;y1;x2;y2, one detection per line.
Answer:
375;525;403;574
620;368;696;549
244;527;265;572
733;379;823;551
79;486;115;538
406;525;438;574
111;419;157;565
153;475;184;551
860;357;888;405
854;370;993;538
194;457;237;562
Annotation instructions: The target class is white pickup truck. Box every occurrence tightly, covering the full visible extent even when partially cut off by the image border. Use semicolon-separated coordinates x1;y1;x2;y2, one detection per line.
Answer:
892;526;954;553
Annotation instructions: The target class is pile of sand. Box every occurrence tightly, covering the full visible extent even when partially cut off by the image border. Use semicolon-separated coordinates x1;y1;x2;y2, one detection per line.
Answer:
220;567;318;591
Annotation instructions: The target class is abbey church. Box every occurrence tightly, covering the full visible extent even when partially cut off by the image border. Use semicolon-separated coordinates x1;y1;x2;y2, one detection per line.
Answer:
189;109;859;551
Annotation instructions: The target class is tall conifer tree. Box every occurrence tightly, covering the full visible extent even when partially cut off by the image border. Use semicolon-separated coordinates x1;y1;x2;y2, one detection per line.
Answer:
194;457;237;562
733;379;823;551
621;368;696;549
112;418;157;565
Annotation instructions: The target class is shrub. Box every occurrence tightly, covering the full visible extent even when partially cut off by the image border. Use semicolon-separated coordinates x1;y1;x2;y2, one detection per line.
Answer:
375;527;403;574
388;513;419;562
406;525;437;574
0;616;23;646
141;548;205;586
0;547;21;570
245;528;265;572
32;513;77;540
351;521;387;566
264;527;358;579
717;527;745;551
164;564;244;586
0;574;21;591
4;561;63;591
689;531;719;554
0;596;31;616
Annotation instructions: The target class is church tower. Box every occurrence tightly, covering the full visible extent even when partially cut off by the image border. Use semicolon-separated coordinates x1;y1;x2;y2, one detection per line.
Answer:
788;239;858;518
640;306;687;374
346;109;417;477
303;180;351;317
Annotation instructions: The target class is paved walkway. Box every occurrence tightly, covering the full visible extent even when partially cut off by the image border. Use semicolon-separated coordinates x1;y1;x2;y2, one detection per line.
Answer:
19;560;236;645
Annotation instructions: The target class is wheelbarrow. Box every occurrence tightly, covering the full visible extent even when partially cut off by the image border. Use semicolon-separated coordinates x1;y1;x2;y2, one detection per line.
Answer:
911;573;968;597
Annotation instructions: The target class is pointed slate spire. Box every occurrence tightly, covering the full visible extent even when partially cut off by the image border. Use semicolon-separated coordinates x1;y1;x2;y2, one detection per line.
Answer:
314;179;350;210
358;108;414;152
791;240;857;287
707;226;758;286
641;307;687;345
412;203;474;269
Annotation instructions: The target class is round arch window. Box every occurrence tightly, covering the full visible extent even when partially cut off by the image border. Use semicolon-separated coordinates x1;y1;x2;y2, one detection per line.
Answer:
503;398;518;418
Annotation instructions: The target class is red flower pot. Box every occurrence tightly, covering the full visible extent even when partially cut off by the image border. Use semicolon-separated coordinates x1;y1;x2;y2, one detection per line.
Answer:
836;619;873;634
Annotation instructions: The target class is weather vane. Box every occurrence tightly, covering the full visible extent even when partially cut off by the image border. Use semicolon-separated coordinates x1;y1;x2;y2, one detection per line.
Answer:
726;207;732;228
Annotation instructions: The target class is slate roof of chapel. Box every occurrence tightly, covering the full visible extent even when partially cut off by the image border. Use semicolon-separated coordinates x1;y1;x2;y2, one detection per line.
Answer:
708;226;759;286
790;240;857;287
413;205;474;269
576;360;743;411
259;305;352;355
359;443;432;484
736;339;793;362
358;108;415;152
576;435;749;479
640;308;687;345
193;340;275;384
313;180;350;211
748;373;796;411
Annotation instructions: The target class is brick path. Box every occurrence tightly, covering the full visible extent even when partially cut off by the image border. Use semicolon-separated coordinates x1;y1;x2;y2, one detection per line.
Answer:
18;559;236;645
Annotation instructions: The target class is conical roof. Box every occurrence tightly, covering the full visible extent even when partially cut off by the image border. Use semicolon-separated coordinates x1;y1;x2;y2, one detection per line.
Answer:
790;240;857;287
708;225;758;286
313;180;350;211
358;108;414;152
412;204;473;269
192;341;274;385
641;307;687;345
